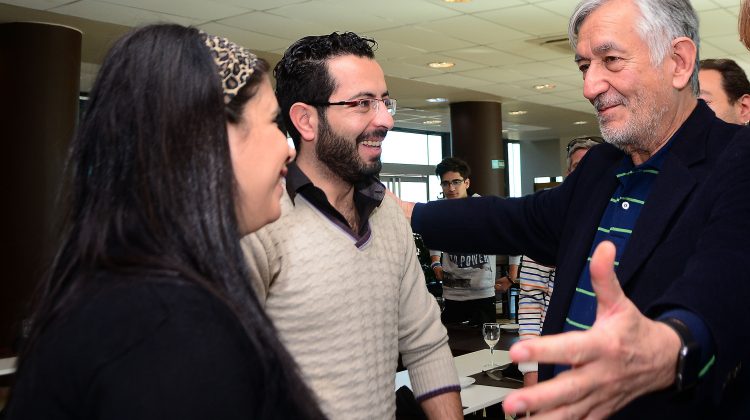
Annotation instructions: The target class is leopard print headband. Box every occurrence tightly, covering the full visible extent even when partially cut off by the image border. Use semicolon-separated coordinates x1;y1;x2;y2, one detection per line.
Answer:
201;31;259;104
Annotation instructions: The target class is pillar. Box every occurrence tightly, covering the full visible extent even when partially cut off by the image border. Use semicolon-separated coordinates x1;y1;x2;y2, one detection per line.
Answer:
449;101;505;197
0;22;82;354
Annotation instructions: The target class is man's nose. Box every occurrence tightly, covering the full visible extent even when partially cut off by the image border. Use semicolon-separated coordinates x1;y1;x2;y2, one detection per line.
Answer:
372;101;394;130
582;63;610;103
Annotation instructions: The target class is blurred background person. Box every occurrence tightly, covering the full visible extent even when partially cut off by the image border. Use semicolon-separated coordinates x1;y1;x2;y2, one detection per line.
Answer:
4;24;324;420
516;135;601;386
429;157;512;327
565;136;603;173
699;58;750;125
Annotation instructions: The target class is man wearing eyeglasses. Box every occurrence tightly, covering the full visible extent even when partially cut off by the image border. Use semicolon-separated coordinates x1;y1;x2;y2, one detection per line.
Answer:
240;32;461;420
428;157;519;327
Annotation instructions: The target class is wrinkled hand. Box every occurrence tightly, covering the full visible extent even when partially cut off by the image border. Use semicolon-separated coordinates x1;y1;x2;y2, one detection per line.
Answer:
503;241;681;419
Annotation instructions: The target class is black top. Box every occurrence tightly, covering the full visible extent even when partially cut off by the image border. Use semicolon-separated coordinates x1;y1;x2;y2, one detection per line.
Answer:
5;271;313;420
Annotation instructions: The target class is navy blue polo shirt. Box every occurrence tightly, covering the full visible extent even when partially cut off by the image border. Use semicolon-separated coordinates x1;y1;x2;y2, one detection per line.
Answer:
557;133;714;377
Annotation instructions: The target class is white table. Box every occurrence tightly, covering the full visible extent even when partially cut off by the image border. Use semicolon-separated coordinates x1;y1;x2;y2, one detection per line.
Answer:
0;357;17;376
395;349;515;415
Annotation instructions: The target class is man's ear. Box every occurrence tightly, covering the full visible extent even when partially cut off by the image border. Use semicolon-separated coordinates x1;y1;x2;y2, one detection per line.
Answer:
289;102;318;143
670;37;697;91
737;94;750;125
465;178;470;190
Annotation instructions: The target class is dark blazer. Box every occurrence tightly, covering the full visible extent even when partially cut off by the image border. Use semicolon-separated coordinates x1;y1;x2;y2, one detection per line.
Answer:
413;101;750;418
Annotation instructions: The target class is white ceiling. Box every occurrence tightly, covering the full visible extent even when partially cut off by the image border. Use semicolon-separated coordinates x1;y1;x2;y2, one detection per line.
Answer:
2;0;747;139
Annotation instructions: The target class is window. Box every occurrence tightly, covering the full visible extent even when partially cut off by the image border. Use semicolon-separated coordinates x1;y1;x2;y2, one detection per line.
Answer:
381;131;444;166
381;129;448;203
507;141;522;197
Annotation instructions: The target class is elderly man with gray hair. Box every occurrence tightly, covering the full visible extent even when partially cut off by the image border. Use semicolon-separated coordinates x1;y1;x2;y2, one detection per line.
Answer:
399;0;750;417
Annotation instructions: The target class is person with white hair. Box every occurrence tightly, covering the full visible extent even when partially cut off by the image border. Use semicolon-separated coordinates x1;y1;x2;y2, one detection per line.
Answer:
398;0;750;417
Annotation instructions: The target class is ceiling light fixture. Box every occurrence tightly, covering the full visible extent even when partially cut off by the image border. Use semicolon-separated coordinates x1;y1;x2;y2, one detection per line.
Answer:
423;120;443;125
426;97;449;103
573;120;588;125
533;83;556;90
444;0;472;3
508;110;527;116
427;61;455;69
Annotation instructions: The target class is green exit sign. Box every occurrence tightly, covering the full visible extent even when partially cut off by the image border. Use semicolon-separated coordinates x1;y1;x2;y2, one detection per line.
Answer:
491;159;505;169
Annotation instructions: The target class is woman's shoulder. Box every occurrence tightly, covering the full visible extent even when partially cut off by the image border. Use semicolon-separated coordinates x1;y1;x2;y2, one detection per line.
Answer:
8;272;265;419
19;271;251;383
64;271;248;360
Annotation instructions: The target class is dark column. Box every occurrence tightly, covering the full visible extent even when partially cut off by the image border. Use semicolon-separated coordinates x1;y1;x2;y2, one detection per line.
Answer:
0;22;82;355
449;101;505;197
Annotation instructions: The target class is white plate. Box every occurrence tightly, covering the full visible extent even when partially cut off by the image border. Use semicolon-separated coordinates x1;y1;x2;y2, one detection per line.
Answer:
500;323;519;331
459;376;475;389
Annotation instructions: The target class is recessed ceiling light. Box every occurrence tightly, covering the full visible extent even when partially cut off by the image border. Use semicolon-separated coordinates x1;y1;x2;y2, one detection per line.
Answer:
426;97;448;103
444;0;471;3
423;120;443;125
533;83;556;90
427;61;455;69
508;110;527;116
573;120;588;125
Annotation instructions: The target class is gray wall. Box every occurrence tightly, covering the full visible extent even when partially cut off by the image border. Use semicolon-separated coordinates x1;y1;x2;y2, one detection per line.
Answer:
519;138;562;196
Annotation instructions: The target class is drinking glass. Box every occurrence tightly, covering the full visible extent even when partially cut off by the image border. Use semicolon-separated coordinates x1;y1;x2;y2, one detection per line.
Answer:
482;322;500;369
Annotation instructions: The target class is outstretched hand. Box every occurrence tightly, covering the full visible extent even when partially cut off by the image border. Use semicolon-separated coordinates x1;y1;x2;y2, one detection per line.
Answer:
503;241;681;418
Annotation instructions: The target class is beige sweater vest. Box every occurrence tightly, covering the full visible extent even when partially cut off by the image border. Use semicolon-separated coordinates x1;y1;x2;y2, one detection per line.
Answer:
242;192;458;419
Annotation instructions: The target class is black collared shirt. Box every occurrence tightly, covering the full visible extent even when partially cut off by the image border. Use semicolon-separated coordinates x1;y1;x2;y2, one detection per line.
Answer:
285;162;385;247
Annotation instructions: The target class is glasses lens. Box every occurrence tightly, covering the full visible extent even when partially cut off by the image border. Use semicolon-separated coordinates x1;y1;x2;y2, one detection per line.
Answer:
441;179;464;188
384;98;397;116
356;99;373;112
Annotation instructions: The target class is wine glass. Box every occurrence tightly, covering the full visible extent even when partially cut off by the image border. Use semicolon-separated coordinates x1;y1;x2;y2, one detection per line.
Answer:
482;322;500;369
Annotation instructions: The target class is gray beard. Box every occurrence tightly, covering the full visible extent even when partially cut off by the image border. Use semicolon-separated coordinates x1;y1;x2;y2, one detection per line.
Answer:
595;89;669;155
315;117;384;184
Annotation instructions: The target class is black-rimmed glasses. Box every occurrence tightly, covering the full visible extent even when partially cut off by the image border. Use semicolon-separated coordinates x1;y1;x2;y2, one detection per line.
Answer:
440;178;465;188
566;136;603;153
310;98;397;116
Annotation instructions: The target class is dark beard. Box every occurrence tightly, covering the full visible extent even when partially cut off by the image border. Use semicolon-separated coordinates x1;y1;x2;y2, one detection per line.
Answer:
316;116;384;184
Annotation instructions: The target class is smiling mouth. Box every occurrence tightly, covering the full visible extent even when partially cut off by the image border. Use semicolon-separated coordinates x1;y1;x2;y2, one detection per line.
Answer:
360;140;382;147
